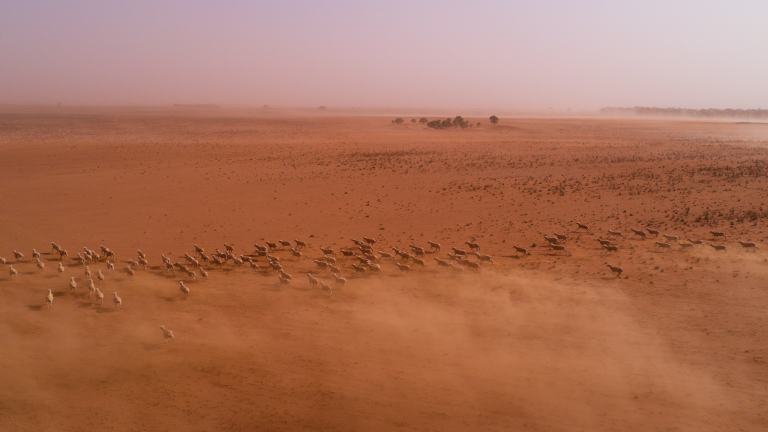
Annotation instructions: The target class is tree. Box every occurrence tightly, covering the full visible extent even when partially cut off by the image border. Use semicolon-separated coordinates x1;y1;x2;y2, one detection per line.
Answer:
489;115;499;125
419;117;428;123
427;119;446;129
452;116;469;128
393;117;404;124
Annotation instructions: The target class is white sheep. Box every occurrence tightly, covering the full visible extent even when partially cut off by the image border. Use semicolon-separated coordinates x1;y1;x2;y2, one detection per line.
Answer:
160;325;175;340
179;281;190;296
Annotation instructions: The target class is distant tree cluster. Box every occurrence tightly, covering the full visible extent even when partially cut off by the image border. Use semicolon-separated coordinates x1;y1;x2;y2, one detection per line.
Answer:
391;115;500;129
601;106;768;120
426;116;472;129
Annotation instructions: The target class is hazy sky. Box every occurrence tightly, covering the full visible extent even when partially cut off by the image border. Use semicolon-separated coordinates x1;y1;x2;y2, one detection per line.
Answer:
1;0;766;110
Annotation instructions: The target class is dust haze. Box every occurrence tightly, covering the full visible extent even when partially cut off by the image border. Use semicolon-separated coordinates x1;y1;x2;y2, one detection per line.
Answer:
0;109;766;430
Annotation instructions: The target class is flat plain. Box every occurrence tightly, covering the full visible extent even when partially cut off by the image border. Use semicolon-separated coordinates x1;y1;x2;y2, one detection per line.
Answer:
1;107;767;431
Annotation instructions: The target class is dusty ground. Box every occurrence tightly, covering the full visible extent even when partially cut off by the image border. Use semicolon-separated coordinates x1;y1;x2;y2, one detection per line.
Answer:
0;107;767;431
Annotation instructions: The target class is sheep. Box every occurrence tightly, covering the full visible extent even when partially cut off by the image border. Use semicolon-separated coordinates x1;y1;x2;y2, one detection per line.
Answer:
474;253;493;263
710;231;725;238
631;229;647;239
97;269;105;281
313;259;329;269
125;266;135;276
655;242;672;249
460;260;480;271
100;246;115;260
160;325;175;340
544;235;560;245
363;237;376;245
646;227;659;236
554;233;568;242
427;241;441;251
225;243;236;253
85;266;92;278
410;245;425;256
738;241;757;249
597;239;613;247
451;248;467;256
466;241;480;250
607;230;623;237
88;278;96;297
279;273;291;284
678;242;693;249
320;247;334;255
179;281;190;296
687;238;703;245
549;244;566;252
709;243;726;251
13;250;24;261
378;250;393;259
663;234;679;241
396;262;411;272
35;257;45;270
290;247;302;257
447;252;464;261
69;276;77;291
9;265;18;278
32;248;41;260
58;262;65;273
279;240;292;247
513;245;529;255
95;288;104;305
0;256;5;264
606;263;623;277
184;254;199;266
278;270;292;281
341;249;355;257
58;249;68;260
319;280;333;294
602;243;618;252
112;292;122;308
294;239;307;249
51;242;61;253
307;273;319;288
576;222;589;231
46;289;54;307
328;264;341;274
333;274;347;285
265;241;278;250
200;268;209;278
434;257;451;267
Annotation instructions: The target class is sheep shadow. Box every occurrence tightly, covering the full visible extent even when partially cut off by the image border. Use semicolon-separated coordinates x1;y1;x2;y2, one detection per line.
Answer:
77;300;97;308
26;304;45;311
95;307;120;314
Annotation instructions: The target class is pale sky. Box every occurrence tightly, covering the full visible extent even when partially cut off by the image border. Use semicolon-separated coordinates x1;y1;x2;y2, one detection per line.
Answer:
1;0;766;110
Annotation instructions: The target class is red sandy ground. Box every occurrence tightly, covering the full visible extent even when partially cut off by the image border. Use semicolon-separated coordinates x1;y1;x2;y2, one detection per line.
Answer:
0;107;767;431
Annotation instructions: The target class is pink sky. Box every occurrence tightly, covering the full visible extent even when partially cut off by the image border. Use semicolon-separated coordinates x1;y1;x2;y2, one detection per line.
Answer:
1;0;766;110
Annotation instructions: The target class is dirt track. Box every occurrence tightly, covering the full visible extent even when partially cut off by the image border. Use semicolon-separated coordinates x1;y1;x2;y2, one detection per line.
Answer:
1;108;767;431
